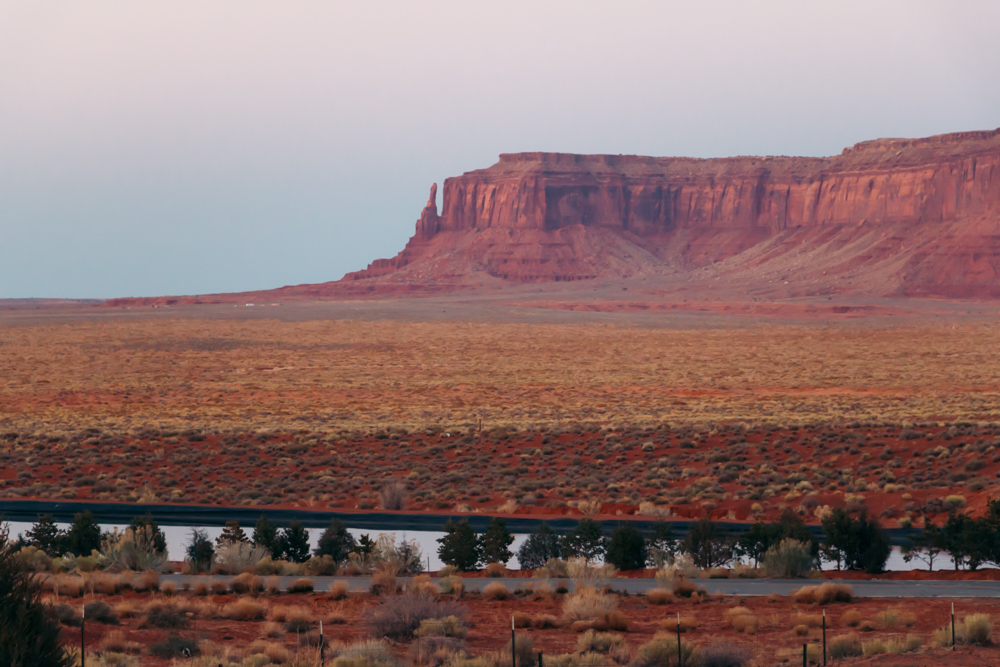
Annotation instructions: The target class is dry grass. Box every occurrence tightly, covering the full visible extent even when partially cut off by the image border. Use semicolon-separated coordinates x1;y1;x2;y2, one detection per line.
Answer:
841;609;862;627
646;588;675;605
792;582;853;605
725;607;756;634
482;582;509;601
224;598;268;621
562;586;619;621
328;580;350;600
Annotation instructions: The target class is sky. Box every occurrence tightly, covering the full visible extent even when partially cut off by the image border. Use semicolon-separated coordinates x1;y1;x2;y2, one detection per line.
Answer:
2;2;999;299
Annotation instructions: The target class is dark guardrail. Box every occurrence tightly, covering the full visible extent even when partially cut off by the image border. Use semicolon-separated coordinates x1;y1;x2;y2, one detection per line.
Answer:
0;499;921;545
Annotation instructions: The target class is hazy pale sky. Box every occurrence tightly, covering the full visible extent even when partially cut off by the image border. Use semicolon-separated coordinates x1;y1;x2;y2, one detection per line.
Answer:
2;2;999;298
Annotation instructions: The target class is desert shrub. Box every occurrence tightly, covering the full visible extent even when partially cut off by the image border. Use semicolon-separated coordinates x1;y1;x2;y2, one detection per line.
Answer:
98;629;133;654
567;558;617;588
247;640;291;664
18;545;53;572
288;577;315;593
762;539;813;578
365;592;464;640
646;588;675;605
841;609;862;627
161;581;177;597
380;481;407;510
214;541;270;575
409;635;465;667
210;579;228;595
225;598;267;621
576;629;625;653
725;607;756;634
306;555;339;576
329;580;350;599
828;633;862;658
333;638;399;667
101;527;168;572
672;578;701;599
283;607;315;633
545;558;571;578
791;582;853;605
482;582;509;600
131;570;160;592
140;601;190;628
512;611;531;628
792;624;809;636
961;613;992;645
417;615;468;638
702;642;751;667
371;567;399;596
484;562;508;578
229;572;264;595
633;634;700;667
254;557;283;576
49;602;81;627
84;599;119;624
149;635;199;659
533;614;560;629
501;633;535;667
439;576;464;597
562;586;618;621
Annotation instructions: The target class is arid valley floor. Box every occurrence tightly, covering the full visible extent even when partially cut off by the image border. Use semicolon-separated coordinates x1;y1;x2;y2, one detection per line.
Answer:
6;287;1000;665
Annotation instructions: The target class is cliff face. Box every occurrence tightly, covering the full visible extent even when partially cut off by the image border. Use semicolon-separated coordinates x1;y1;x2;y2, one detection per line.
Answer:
346;129;1000;297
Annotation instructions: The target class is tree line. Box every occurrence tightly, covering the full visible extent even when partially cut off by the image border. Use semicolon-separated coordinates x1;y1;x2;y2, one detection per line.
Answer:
438;510;895;575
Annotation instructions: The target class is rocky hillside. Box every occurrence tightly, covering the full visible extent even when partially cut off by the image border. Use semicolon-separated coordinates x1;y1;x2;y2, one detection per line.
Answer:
346;129;1000;298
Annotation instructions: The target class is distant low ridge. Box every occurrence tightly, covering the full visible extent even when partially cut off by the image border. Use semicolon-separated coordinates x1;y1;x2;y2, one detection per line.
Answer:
109;128;1000;305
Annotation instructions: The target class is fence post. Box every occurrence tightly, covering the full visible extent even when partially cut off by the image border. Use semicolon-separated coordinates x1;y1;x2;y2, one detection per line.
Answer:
81;603;85;667
676;612;682;667
952;602;956;650
320;620;324;667
802;643;807;667
537;652;543;667
511;615;516;667
822;609;826;665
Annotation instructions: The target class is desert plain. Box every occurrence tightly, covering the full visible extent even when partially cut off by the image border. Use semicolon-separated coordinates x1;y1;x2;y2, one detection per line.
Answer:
5;286;1000;665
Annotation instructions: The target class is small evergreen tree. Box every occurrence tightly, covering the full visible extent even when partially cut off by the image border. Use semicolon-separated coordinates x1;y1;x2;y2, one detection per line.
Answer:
561;518;607;563
606;523;647;571
0;525;72;666
438;519;480;571
682;516;735;569
314;519;357;563
277;520;311;563
26;514;65;556
517;522;561;570
252;515;278;554
129;514;167;555
820;508;890;574
479;517;514;565
186;528;214;573
216;521;248;546
64;510;101;556
736;521;773;568
647;520;679;568
357;533;375;557
902;520;947;571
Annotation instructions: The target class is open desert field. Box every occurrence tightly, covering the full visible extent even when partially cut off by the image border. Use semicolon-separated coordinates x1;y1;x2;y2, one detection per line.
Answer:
3;298;1000;524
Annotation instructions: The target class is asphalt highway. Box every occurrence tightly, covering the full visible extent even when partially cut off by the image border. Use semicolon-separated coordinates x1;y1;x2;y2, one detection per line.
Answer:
158;575;1000;598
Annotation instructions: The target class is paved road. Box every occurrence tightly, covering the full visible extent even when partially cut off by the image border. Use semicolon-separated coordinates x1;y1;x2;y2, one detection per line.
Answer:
158;575;1000;598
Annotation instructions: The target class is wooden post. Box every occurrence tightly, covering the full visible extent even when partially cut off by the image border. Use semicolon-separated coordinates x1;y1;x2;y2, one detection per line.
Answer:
319;620;324;667
822;609;826;665
952;602;956;650
81;603;85;667
676;612;682;667
511;616;516;667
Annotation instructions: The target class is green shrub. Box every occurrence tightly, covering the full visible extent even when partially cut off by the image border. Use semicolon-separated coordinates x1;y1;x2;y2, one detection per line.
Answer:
762;538;813;578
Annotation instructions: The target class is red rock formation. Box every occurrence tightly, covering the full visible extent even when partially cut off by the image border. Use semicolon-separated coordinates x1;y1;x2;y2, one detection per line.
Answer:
346;129;1000;298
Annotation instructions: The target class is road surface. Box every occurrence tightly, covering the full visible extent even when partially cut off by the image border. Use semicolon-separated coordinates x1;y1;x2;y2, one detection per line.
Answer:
156;574;1000;598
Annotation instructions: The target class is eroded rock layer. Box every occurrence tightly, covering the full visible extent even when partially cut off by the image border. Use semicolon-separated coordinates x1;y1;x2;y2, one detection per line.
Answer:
346;129;1000;297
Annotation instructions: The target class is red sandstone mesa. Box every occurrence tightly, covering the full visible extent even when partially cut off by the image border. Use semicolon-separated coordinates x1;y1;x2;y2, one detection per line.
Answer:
346;128;1000;298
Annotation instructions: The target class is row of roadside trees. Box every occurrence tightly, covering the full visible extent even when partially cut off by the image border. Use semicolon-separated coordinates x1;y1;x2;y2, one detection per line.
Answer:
439;509;895;574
